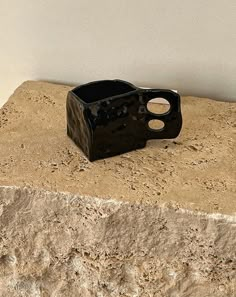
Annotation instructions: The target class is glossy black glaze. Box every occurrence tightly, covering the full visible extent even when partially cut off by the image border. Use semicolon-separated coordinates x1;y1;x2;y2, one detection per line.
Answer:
66;79;182;161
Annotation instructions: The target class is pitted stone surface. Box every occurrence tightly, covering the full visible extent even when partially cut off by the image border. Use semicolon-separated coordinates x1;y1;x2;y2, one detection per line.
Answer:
0;81;236;214
0;81;235;296
0;187;235;297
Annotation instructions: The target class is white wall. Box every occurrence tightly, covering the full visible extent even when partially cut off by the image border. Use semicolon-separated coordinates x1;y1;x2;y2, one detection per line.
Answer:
0;0;235;107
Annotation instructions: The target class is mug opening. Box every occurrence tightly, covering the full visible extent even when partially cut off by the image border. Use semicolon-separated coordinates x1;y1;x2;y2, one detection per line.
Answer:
73;80;135;103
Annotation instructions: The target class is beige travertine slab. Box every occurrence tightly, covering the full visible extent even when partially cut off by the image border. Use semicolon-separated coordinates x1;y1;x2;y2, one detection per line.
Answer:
0;81;236;297
0;81;235;214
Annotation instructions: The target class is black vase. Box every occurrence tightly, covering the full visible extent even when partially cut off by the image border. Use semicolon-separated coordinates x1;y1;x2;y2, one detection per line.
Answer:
66;79;182;161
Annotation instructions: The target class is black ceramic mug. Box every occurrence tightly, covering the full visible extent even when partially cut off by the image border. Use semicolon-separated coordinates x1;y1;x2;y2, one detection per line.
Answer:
66;79;182;161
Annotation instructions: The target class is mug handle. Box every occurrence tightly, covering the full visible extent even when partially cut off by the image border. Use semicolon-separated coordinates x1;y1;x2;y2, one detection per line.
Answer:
141;89;182;140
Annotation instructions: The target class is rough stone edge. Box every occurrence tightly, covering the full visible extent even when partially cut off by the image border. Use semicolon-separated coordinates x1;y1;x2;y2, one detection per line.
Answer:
1;185;235;223
0;185;236;296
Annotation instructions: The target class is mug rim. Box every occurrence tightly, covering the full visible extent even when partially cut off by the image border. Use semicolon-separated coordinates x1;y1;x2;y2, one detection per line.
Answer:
70;79;139;105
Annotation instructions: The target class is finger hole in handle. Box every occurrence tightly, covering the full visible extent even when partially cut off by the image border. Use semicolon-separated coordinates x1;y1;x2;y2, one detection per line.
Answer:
147;98;170;115
148;119;165;131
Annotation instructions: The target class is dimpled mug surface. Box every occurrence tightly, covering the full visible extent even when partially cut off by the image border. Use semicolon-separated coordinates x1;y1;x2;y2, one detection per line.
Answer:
66;79;182;161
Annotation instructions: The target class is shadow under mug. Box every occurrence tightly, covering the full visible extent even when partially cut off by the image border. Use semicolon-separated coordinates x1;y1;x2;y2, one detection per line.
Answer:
66;79;182;161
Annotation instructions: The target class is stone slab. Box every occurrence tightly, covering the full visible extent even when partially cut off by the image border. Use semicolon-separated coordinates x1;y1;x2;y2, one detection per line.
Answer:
0;81;235;296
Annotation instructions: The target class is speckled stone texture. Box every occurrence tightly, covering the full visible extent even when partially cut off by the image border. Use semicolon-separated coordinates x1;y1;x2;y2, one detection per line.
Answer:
0;81;235;297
